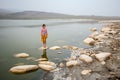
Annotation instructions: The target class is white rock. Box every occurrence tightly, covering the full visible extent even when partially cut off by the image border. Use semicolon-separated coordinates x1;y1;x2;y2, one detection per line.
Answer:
57;52;62;54
49;46;61;50
79;54;93;63
95;34;106;41
66;60;80;67
51;68;61;72
69;56;77;60
101;27;111;32
101;61;106;65
70;46;79;50
39;61;56;66
81;69;92;75
59;63;64;68
35;58;48;61
14;53;29;58
9;65;38;73
83;37;95;45
62;45;78;50
89;31;99;39
39;64;55;71
90;28;97;32
38;61;56;71
95;52;111;61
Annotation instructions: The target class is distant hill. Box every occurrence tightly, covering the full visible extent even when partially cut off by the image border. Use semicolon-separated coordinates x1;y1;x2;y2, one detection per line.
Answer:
0;9;14;15
0;9;120;20
0;10;77;19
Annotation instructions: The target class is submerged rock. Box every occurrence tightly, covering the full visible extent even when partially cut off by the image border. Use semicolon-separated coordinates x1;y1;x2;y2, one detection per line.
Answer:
95;52;111;62
62;45;78;50
9;65;38;74
14;53;29;58
84;37;95;45
79;54;93;63
49;46;61;50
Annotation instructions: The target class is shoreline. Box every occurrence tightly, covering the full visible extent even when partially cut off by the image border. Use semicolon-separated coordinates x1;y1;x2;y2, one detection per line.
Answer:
9;21;120;80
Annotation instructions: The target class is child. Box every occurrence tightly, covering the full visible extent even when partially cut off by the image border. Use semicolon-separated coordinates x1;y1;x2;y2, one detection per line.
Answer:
41;24;48;49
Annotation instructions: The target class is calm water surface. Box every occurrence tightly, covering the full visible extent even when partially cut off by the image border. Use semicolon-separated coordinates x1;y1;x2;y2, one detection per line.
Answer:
0;19;102;80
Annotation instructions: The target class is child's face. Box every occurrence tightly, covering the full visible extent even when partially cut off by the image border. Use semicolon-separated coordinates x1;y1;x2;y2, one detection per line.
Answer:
42;26;46;29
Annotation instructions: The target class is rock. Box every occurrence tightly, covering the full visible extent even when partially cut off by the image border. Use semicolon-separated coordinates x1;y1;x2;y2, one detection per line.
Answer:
39;61;56;66
14;63;25;66
90;27;97;32
81;69;92;75
39;64;55;71
38;61;56;71
70;46;79;50
26;57;36;61
69;56;77;60
79;54;93;63
35;58;48;61
66;60;80;67
62;45;70;49
91;53;95;57
57;52;62;54
9;65;38;74
95;52;111;61
83;37;95;45
95;34;106;41
49;46;61;50
89;31;99;39
101;61;106;65
59;63;64;68
50;68;61;72
14;53;29;58
62;45;78;50
101;27;111;32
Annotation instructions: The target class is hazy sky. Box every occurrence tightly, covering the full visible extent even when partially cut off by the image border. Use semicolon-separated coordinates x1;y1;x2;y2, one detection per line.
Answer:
0;0;120;16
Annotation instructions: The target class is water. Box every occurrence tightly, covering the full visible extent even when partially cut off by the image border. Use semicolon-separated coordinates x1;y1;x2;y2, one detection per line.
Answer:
0;19;102;80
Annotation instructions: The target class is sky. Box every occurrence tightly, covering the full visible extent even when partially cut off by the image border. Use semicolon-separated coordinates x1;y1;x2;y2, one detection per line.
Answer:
0;0;120;16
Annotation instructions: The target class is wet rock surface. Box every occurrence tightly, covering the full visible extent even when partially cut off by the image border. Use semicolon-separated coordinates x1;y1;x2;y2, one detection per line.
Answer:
51;22;120;80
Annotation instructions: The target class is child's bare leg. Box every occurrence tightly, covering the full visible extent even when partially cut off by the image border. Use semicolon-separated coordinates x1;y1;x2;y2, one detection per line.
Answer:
43;41;46;48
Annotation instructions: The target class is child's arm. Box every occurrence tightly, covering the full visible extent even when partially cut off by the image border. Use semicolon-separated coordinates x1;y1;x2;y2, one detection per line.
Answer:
46;29;48;38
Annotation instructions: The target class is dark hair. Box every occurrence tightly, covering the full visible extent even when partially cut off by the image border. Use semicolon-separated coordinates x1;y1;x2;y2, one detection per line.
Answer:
42;24;46;27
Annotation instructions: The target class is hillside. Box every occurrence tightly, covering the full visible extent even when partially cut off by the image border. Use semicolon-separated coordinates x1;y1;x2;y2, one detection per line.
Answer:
0;9;120;20
0;11;77;19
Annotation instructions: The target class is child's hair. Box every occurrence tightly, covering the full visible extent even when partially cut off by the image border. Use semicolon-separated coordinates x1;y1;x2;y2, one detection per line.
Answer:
42;24;46;27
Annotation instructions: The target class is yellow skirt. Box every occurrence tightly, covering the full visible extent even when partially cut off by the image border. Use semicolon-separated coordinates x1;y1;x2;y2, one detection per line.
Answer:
41;34;48;42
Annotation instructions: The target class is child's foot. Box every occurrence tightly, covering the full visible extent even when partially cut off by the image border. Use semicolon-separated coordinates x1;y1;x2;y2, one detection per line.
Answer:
43;47;48;49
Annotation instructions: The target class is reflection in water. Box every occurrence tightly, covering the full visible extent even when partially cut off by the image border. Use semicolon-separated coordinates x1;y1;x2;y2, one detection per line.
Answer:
40;49;53;80
41;49;48;61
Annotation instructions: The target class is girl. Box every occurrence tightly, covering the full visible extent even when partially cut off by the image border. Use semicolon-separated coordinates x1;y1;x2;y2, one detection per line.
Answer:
41;24;48;49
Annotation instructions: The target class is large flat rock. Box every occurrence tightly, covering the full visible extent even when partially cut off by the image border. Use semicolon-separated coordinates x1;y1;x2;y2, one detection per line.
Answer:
9;65;38;74
14;53;29;58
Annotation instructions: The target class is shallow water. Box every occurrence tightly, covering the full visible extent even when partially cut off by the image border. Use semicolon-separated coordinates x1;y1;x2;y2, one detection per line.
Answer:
0;19;102;80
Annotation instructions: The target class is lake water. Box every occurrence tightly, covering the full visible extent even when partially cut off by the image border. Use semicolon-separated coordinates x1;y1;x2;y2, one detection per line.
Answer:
0;19;102;80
